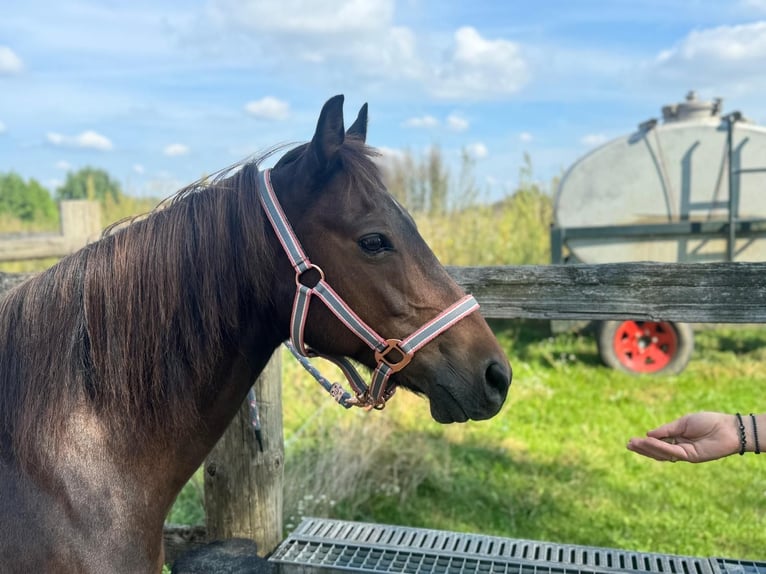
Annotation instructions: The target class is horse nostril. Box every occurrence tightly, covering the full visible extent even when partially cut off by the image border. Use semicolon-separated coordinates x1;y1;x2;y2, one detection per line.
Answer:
485;361;511;394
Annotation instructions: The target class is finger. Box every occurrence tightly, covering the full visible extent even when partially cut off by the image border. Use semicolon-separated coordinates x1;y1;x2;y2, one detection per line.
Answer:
628;437;687;462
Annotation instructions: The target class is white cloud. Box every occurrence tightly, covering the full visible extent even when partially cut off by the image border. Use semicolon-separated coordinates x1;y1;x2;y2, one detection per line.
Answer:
351;25;423;80
403;115;439;128
211;0;394;35
652;22;766;91
581;133;609;147
466;142;489;159
741;0;766;12
446;113;469;132
431;27;528;100
133;164;145;175
244;96;290;120
0;46;23;75
55;160;71;171
657;22;766;65
207;0;413;75
46;130;113;151
205;4;525;102
519;132;534;143
164;143;190;157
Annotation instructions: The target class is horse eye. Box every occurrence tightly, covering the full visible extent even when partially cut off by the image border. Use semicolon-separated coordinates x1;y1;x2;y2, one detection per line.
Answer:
358;234;391;255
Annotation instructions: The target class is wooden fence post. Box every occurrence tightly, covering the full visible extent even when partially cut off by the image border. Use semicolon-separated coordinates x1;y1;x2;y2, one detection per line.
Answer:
203;352;284;556
0;200;101;262
59;200;102;244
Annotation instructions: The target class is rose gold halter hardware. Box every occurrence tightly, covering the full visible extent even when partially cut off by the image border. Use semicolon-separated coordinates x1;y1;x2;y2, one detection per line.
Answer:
374;339;412;372
257;168;480;409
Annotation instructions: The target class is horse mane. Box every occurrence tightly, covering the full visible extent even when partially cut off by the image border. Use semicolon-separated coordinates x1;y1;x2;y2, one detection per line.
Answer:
0;138;383;469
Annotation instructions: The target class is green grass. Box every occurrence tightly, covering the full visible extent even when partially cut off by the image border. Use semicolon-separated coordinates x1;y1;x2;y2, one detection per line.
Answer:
331;322;766;558
170;322;766;561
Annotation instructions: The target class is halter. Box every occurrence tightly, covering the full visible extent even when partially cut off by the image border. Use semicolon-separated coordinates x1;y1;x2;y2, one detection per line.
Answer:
257;168;479;409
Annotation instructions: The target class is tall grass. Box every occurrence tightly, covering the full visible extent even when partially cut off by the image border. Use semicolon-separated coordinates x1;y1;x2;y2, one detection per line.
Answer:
384;148;554;265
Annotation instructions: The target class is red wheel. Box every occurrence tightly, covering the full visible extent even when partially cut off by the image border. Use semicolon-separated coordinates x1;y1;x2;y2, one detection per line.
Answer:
612;321;677;373
597;321;694;375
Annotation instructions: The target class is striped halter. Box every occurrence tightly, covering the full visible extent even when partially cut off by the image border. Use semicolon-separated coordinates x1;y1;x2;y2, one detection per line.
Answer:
258;169;479;409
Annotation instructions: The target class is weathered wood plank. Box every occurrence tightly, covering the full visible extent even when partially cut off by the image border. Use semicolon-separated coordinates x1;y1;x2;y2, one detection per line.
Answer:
0;200;101;262
448;262;766;323
203;354;284;557
4;263;765;323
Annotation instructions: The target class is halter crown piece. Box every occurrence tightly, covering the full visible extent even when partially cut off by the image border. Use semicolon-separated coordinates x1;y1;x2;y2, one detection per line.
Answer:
257;168;480;410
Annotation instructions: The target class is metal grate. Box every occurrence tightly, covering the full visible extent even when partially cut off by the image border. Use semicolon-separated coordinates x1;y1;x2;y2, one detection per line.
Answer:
270;518;764;574
712;559;766;574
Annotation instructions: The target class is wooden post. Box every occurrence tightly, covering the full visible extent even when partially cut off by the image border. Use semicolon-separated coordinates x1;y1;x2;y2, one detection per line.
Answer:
203;353;284;556
0;200;101;262
59;200;102;244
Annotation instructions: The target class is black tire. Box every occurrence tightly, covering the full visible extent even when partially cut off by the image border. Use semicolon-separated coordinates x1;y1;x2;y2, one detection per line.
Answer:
596;320;694;375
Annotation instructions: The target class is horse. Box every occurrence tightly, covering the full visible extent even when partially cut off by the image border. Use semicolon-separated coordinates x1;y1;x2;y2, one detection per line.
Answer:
0;95;511;572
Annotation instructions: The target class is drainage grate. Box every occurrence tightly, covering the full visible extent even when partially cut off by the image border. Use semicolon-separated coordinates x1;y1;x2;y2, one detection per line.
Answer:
712;559;766;574
270;518;760;574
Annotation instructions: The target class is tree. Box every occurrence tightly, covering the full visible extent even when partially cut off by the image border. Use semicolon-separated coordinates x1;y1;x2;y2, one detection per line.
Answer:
381;146;451;215
56;167;123;203
0;172;58;223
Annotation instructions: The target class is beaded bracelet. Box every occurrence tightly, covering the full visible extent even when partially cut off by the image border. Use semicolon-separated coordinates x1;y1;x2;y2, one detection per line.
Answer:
750;413;761;455
735;413;747;455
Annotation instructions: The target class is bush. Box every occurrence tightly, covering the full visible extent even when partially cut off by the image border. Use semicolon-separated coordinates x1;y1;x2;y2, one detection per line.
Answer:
0;172;58;228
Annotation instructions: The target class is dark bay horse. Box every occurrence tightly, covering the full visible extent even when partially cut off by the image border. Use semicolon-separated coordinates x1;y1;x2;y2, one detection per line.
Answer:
0;95;511;572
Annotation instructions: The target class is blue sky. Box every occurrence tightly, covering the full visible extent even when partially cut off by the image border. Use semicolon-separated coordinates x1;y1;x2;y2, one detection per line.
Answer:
2;0;766;201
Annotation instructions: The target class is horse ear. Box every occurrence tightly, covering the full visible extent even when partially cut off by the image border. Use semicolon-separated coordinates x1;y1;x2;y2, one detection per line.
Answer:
347;103;368;142
310;95;346;168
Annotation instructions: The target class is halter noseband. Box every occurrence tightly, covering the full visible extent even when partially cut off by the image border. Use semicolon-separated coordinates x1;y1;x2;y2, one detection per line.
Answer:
258;168;479;409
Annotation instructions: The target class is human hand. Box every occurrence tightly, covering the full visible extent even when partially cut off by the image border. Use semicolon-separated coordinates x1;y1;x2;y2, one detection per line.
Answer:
627;412;741;463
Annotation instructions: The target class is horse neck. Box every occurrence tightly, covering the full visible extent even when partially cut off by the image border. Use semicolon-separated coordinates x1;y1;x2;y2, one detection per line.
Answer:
100;183;292;485
25;175;289;498
0;172;295;572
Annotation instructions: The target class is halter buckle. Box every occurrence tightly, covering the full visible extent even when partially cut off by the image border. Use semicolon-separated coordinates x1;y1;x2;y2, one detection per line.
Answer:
374;339;412;372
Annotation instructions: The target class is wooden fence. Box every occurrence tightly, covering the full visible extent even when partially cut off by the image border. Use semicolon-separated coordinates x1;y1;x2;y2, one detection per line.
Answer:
0;200;101;261
1;261;764;562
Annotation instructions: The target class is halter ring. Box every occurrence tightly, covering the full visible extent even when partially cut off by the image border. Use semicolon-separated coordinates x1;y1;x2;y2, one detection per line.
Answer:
374;339;412;372
295;264;325;288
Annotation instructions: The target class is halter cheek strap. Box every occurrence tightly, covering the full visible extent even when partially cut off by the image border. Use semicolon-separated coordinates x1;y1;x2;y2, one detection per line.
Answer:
258;168;479;409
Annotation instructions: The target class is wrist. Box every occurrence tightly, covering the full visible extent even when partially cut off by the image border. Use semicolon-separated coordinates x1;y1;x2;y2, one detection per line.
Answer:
744;413;764;454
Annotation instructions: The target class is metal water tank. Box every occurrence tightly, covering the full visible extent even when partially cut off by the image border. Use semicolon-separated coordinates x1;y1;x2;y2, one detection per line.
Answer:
554;91;766;264
552;92;766;375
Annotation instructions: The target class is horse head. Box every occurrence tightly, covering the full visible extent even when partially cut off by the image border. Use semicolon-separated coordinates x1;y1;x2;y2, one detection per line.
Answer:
266;95;511;423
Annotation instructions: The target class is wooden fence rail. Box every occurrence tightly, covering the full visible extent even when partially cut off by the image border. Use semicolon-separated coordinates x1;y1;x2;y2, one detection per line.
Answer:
1;261;764;563
4;262;763;322
448;262;766;323
0;200;101;262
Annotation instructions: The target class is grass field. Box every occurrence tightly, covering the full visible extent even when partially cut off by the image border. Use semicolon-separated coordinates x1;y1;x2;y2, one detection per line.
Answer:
169;321;766;562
